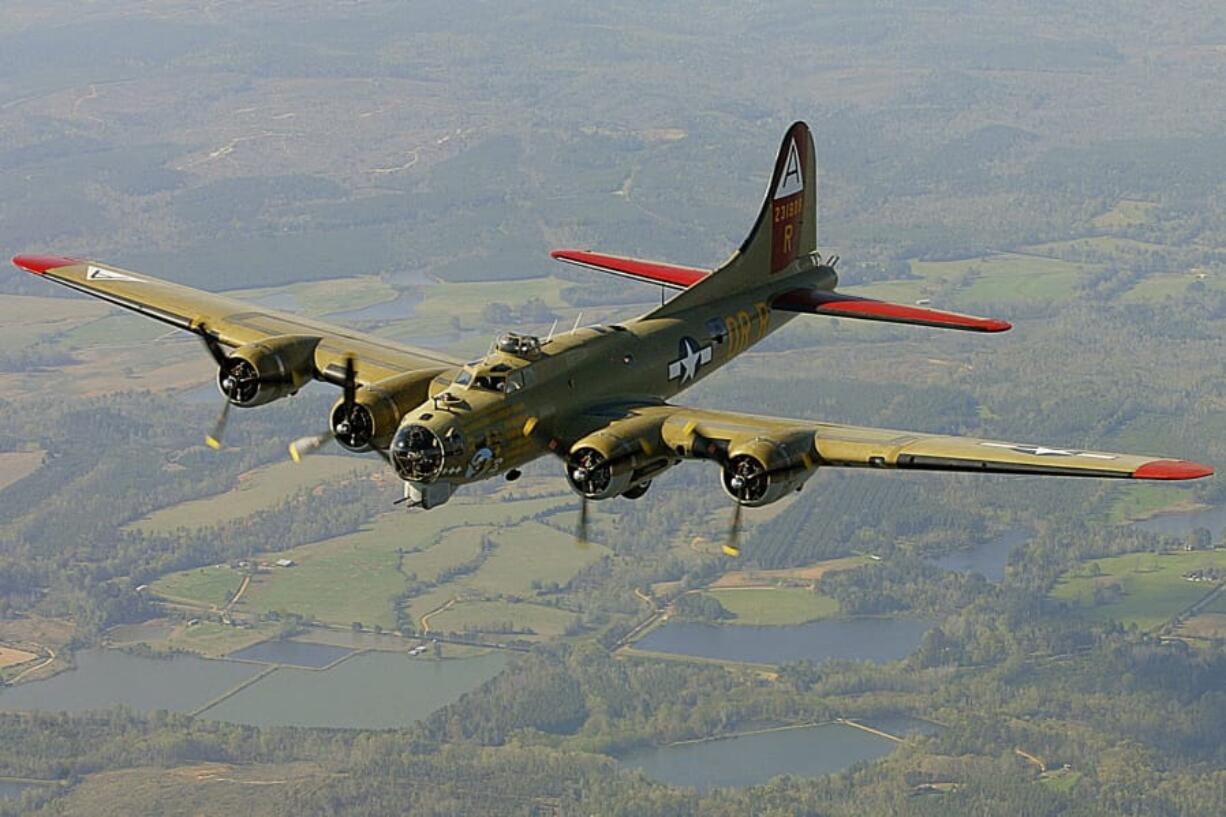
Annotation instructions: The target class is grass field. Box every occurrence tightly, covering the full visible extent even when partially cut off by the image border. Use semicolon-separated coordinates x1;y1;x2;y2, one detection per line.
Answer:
427;600;578;638
1175;612;1226;640
1120;272;1225;303
0;646;39;669
708;556;868;589
228;277;398;318
1049;550;1226;630
1106;483;1195;525
164;621;276;658
129;456;379;534
152;567;244;609
465;520;607;597
1091;199;1157;228
401;526;490;582
701;587;840;626
152;494;578;631
844;251;1094;311
0;294;108;348
0;451;43;492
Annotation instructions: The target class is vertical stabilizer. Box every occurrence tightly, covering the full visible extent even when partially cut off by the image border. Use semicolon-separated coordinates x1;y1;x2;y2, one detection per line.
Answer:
652;121;818;316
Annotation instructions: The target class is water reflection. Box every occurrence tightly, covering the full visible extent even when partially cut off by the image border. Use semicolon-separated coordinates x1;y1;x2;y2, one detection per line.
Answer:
928;528;1030;581
227;640;352;669
0;648;259;714
1134;504;1226;541
635;618;936;666
201;650;508;729
0;780;47;800
620;723;895;791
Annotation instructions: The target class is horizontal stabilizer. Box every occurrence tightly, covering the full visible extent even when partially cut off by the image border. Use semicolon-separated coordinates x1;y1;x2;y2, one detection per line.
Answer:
551;249;708;290
773;288;1011;333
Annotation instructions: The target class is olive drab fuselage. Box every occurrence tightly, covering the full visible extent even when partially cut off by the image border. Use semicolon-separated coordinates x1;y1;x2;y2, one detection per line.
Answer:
392;276;823;490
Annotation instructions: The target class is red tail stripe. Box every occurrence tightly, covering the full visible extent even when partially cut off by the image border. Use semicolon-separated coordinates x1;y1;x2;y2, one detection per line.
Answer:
773;289;1012;333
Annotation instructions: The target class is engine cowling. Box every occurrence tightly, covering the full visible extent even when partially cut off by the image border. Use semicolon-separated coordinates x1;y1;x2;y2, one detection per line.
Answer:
219;335;319;407
330;369;445;451
720;434;818;507
566;414;677;500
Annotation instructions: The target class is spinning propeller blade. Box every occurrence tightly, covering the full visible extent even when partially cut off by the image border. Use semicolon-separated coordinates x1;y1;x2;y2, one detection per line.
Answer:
206;401;230;450
723;502;743;557
575;496;590;549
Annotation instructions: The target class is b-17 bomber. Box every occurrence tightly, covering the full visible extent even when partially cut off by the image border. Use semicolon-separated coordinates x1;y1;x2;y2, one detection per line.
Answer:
13;121;1213;556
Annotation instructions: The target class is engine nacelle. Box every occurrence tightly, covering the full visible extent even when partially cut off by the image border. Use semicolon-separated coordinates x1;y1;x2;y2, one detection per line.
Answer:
219;335;319;407
566;413;676;500
330;369;445;451
721;434;818;507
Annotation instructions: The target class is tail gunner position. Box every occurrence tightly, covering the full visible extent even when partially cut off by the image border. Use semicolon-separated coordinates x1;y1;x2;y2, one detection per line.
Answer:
14;122;1213;555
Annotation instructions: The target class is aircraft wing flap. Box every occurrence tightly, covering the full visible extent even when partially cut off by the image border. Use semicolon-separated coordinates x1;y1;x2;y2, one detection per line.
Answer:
773;288;1012;333
11;255;461;383
550;249;708;290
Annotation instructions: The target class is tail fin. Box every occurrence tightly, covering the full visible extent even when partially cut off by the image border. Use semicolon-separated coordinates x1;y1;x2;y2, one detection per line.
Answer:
652;121;818;316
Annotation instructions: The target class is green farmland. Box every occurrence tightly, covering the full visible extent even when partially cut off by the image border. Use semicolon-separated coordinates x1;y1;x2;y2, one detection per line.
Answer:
1049;550;1226;630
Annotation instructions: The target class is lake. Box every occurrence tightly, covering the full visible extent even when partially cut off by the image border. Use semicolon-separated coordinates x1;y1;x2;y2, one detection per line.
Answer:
228;639;352;668
634;617;936;665
620;723;895;791
0;647;508;729
0;648;260;714
928;528;1030;581
200;650;508;729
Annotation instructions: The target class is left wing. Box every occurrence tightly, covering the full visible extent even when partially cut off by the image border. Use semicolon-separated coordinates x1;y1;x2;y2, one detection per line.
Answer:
650;406;1213;481
12;254;461;384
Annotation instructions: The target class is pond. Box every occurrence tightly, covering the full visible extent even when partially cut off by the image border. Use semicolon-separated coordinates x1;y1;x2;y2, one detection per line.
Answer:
634;617;936;666
326;291;421;322
928;528;1030;581
619;722;896;792
227;639;352;669
0;780;49;800
1134;504;1226;541
200;650;508;729
0;648;260;714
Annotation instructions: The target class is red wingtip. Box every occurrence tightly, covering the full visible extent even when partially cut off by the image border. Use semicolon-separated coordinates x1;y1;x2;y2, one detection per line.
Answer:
1132;460;1215;480
12;254;82;274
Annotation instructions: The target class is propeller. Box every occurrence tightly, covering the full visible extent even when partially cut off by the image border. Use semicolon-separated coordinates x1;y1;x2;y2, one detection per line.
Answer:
206;401;231;451
197;323;236;450
576;496;590;549
287;356;396;470
726;502;743;557
683;425;762;558
288;355;355;462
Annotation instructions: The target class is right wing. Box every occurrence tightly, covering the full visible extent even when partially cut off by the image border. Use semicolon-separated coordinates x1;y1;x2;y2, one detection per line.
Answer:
646;406;1213;481
12;254;461;385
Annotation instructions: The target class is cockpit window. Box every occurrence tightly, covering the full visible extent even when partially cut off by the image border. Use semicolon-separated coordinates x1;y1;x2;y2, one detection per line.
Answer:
472;374;507;392
454;368;473;387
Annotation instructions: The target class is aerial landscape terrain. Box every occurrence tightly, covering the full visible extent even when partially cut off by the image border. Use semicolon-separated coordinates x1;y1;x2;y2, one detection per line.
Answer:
2;0;1226;814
